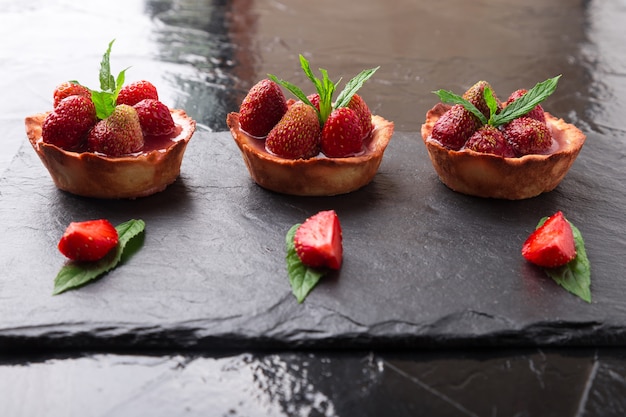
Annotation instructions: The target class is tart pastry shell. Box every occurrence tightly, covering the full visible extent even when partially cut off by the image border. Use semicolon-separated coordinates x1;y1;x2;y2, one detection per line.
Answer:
227;112;394;196
25;109;196;199
421;103;586;200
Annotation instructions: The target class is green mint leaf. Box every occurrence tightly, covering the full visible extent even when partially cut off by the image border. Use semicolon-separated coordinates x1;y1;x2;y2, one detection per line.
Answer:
492;75;561;126
53;219;146;295
99;39;117;92
299;54;335;124
90;90;117;120
433;89;488;125
91;39;130;119
484;86;499;124
536;216;591;303
334;66;379;109
317;67;335;123
285;223;326;303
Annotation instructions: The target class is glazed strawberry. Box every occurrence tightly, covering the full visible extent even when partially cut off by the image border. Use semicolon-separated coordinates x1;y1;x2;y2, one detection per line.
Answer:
522;211;576;268
58;219;119;262
87;104;144;156
239;79;288;138
321;107;363;157
116;80;159;106
505;89;546;123
347;93;373;138
463;80;499;119
463;125;516;157
266;102;321;159
307;93;321;111
503;116;552;156
294;210;343;270
133;99;175;136
42;95;97;151
268;54;378;157
431;104;481;151
53;81;92;108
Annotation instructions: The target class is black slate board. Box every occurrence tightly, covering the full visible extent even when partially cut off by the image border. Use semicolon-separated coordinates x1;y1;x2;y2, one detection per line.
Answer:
1;129;624;351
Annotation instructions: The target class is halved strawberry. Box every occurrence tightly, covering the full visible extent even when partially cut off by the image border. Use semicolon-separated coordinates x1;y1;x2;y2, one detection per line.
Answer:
522;211;577;268
116;80;159;106
58;219;119;262
321;107;363;157
265;102;321;159
53;81;92;108
239;79;288;138
294;210;343;270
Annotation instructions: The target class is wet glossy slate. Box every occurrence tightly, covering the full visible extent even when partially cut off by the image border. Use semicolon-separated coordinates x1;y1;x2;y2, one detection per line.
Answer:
0;128;624;351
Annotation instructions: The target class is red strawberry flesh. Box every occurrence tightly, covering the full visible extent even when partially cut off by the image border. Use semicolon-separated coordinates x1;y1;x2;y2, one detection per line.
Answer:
294;210;343;270
522;211;577;268
58;219;119;262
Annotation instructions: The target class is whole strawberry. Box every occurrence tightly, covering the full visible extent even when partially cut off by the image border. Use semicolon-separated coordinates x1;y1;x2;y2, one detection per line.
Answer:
431;104;481;151
87;104;144;156
268;54;379;158
239;79;288;138
307;93;321;111
347;93;373;138
505;89;546;123
463;80;500;119
503;116;552;156
321;107;363;157
58;219;119;262
266;102;321;159
53;81;92;108
116;80;159;106
42;95;97;151
463;125;516;157
133;99;175;136
433;75;561;155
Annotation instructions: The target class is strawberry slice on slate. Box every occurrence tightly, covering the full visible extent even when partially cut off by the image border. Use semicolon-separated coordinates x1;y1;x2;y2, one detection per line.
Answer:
294;210;343;270
522;211;577;268
58;219;119;262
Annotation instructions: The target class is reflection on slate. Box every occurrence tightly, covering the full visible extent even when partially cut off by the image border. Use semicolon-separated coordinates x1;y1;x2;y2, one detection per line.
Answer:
2;348;626;416
1;128;625;351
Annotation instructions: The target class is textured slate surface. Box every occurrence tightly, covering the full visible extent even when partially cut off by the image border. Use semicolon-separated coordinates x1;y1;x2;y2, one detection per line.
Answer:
1;129;624;351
